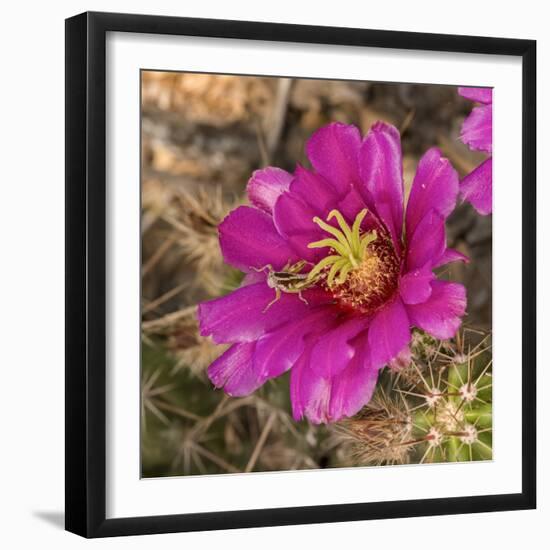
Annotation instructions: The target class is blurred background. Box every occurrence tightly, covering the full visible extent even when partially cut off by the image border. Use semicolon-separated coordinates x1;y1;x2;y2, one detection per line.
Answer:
140;71;492;477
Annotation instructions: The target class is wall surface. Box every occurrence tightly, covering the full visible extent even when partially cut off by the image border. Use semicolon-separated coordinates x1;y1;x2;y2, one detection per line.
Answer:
0;1;546;548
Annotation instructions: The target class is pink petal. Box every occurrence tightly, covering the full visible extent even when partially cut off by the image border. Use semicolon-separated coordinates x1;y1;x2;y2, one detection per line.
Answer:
406;209;446;271
272;191;325;262
388;345;412;372
284;233;326;263
208;342;262;396
399;267;435;305
291;165;340;215
406;281;467;340
460;104;492;153
289;332;329;423
252;307;337;381
247;167;293;213
374;200;402;253
458;87;492;105
336;187;373;226
290;334;378;424
433;248;470;269
305;122;362;195
309;316;368;378
273;191;318;236
272;166;348;262
461;157;492;215
368;297;411;368
358;122;404;246
219;205;298;271
327;338;379;421
406;148;459;239
198;282;330;344
290;351;332;424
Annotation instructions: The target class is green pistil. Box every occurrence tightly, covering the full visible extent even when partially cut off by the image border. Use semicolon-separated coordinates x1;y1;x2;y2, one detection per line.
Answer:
307;209;377;287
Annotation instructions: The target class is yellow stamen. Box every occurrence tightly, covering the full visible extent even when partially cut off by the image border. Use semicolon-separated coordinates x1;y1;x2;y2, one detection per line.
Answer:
308;237;350;258
306;208;377;288
311;216;351;249
351;209;368;251
327;257;349;287
307;254;343;281
327;210;354;244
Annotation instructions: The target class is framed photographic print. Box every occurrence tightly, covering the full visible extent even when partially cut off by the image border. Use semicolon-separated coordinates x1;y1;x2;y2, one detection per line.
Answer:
65;11;536;538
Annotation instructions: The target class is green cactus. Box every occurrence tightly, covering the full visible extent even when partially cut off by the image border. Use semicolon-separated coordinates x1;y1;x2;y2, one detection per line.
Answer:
330;329;492;466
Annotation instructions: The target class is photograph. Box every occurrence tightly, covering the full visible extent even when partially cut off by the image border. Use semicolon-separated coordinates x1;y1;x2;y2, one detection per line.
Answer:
0;2;542;546
140;71;493;478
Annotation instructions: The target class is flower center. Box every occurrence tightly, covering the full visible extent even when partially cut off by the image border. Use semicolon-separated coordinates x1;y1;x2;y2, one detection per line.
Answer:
307;209;400;314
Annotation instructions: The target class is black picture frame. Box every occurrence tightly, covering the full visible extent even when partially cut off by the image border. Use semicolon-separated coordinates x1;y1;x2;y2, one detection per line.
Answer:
65;11;537;538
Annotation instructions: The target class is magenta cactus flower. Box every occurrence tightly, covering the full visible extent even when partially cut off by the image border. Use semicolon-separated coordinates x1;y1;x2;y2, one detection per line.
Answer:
198;122;467;424
458;87;493;215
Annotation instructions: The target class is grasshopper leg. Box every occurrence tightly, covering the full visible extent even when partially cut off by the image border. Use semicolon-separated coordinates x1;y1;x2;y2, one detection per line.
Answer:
252;264;273;274
262;288;281;313
298;291;309;306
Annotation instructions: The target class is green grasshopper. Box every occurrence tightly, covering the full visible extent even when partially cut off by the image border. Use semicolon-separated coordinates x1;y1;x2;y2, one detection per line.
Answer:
253;260;318;312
